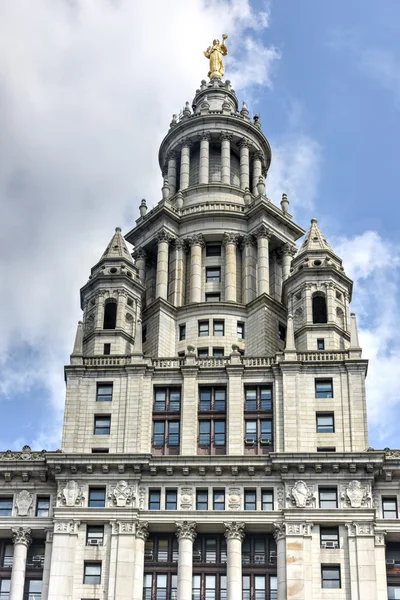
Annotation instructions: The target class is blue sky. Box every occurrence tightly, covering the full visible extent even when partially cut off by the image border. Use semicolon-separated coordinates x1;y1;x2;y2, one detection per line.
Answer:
0;0;399;449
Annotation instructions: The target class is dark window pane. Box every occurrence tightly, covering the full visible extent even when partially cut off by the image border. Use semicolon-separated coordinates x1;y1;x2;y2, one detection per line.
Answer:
89;488;106;507
199;321;209;336
206;267;221;282
316;413;334;433
260;387;272;410
169;389;181;412
196;490;208;510
0;498;13;516
319;488;338;509
84;562;101;584
103;301;117;329
206;245;221;256
96;383;113;402
153;421;165;446
149;490;161;510
206;293;221;302
200;389;212;411
212;347;224;357
213;490;225;510
313;294;327;324
237;322;244;339
168;421;180;446
213;320;224;336
179;324;186;341
166;490;177;510
244;490;256;510
94;416;111;435
317;338;325;350
383;497;398;518
155;389;166;411
214;388;226;410
214;421;226;446
36;496;50;517
262;490;273;511
199;421;211;445
315;379;333;398
245;389;257;411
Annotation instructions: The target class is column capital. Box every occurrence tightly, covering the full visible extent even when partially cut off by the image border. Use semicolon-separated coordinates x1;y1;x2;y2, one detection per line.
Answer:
167;151;178;161
174;238;186;251
239;137;251;149
242;234;255;248
187;234;205;248
157;228;172;244
222;232;241;246
136;521;149;541
272;522;286;541
176;520;197;542
12;527;32;547
253;151;264;162
220;131;233;142
346;521;375;538
98;290;107;298
254;224;272;240
282;243;297;257
199;131;211;142
224;521;245;541
133;247;147;261
180;137;193;149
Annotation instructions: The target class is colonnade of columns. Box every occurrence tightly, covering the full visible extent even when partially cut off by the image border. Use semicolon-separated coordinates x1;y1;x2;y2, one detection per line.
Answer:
136;227;297;306
165;134;266;192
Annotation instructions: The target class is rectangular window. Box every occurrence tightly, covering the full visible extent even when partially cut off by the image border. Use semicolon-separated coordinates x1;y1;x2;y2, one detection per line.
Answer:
315;379;333;398
167;421;180;447
154;387;181;412
87;525;104;546
213;320;225;336
260;420;272;442
142;325;147;343
0;581;10;597
206;293;221;302
36;496;50;517
96;383;113;402
103;343;111;355
213;489;225;510
319;487;338;509
278;323;286;341
199;387;226;411
383;497;398;519
388;586;400;599
214;421;226;446
244;490;256;510
153;421;165;446
179;324;186;341
237;321;245;339
206;267;221;282
212;347;224;357
206;244;221;257
149;489;161;510
321;565;341;589
199;320;209;336
320;527;339;549
317;338;325;350
0;498;13;517
196;489;208;510
83;561;101;584
88;487;106;508
245;386;272;411
261;490;274;511
198;348;209;358
317;446;336;452
94;415;111;435
199;421;211;445
166;489;177;510
245;420;257;443
316;412;335;433
91;448;109;453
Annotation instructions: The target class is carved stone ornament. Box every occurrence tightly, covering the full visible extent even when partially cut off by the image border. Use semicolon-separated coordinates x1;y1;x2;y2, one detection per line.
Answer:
0;445;46;461
15;490;33;516
108;480;135;507
58;480;84;507
286;522;313;537
157;228;172;244
224;521;245;541
346;521;374;537
276;486;284;510
287;481;315;508
272;522;285;541
228;488;241;510
385;449;400;459
180;487;193;510
222;232;240;246
136;522;149;541
118;521;135;534
54;520;80;535
342;480;371;508
12;527;32;547
176;521;197;542
254;224;272;240
138;487;146;510
187;233;205;248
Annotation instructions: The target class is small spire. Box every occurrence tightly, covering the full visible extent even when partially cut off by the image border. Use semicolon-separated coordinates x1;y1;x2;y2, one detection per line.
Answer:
71;321;83;356
240;101;249;119
297;218;333;255
139;198;147;218
281;193;289;213
349;312;362;358
285;314;296;352
101;227;133;262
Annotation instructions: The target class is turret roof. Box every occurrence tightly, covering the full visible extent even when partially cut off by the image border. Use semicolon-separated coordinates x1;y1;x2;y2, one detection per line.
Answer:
101;227;133;263
297;218;333;255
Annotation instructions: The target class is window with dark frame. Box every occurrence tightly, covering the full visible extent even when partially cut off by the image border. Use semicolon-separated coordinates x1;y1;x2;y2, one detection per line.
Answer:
149;489;161;510
261;489;274;511
0;498;13;517
103;300;117;330
199;320;209;336
198;348;209;358
213;489;225;511
143;573;178;600
88;487;106;508
317;447;336;452
278;323;286;341
198;386;226;455
320;527;339;549
316;412;335;433
196;489;208;511
83;561;102;584
244;489;256;510
315;379;333;398
144;534;178;564
212;347;224;357
94;415;111;435
383;497;398;519
245;386;272;411
152;387;181;456
142;325;147;343
154;388;181;412
319;487;338;509
0;580;11;598
179;324;186;341
213;320;225;336
96;383;113;402
206;244;222;257
36;496;50;517
152;420;180;452
242;574;277;600
321;565;341;589
165;489;177;510
317;338;325;350
1;541;13;568
87;525;104;546
103;343;111;355
206;267;221;282
312;293;328;324
206;293;221;302
199;387;226;411
91;448;109;453
237;321;245;339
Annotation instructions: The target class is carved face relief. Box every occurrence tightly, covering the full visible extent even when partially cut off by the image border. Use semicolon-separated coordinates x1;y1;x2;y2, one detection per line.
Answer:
15;490;33;516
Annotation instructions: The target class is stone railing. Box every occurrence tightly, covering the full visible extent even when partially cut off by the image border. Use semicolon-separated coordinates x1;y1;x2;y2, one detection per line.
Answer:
152;358;185;368
241;356;276;367
83;356;131;366
297;351;349;362
180;202;245;216
195;357;230;367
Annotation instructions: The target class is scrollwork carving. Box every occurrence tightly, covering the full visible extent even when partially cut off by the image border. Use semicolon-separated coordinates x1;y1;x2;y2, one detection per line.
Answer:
224;521;245;541
0;445;46;461
180;487;193;510
12;527;32;546
57;481;84;507
136;521;149;540
228;488;241;510
222;232;240;246
176;521;197;542
254;224;272;240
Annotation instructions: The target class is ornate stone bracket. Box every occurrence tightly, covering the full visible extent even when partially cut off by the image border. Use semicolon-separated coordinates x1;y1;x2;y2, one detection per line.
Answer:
12;527;32;546
346;521;375;537
224;521;245;541
136;521;149;541
176;521;197;542
53;520;80;535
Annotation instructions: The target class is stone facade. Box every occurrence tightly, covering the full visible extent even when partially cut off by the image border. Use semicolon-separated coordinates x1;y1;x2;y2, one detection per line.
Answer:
0;75;399;600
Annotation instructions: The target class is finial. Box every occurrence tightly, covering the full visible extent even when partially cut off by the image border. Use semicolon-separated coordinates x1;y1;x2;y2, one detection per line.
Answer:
257;175;266;196
162;178;170;201
115;227;122;233
170;114;178;128
200;80;207;90
175;190;184;211
243;188;252;206
139;198;147;218
253;114;261;128
281;193;289;213
349;312;362;358
311;218;318;224
240;101;249;119
183;101;191;118
284;313;297;359
204;34;228;80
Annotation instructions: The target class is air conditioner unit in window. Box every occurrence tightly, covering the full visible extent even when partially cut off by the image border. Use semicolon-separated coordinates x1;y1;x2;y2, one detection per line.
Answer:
32;555;44;564
245;437;256;445
88;538;103;546
386;558;396;567
254;555;265;564
322;541;338;549
260;438;272;445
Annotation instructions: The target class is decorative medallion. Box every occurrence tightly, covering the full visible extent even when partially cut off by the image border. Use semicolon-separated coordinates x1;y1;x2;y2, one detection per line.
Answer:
58;480;84;507
342;480;371;508
15;490;33;516
287;481;315;508
108;481;135;507
228;488;241;510
180;487;193;510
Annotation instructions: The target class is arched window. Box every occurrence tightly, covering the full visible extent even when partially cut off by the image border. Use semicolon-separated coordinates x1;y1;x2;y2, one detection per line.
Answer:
312;292;327;324
336;307;345;330
103;300;117;330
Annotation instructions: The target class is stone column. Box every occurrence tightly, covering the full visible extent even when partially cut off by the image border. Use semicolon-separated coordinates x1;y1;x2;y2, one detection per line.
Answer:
172;238;185;307
199;132;211;184
41;529;53;600
305;284;313;324
188;234;205;304
224;522;245;600
284;522;313;600
134;248;146;284
115;521;136;600
156;228;171;301
167;152;178;196
48;520;80;600
133;522;148;600
239;138;250;190
273;523;287;600
180;139;192;191
252;152;263;196
282;244;296;282
10;527;31;600
346;522;379;600
176;521;197;600
220;132;232;184
107;522;119;600
241;235;256;304
116;289;128;328
374;531;388;600
223;233;239;303
255;225;271;296
326;282;335;323
95;291;106;329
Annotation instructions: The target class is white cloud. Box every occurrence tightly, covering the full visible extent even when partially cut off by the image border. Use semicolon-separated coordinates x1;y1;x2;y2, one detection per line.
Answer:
334;231;400;447
0;0;278;448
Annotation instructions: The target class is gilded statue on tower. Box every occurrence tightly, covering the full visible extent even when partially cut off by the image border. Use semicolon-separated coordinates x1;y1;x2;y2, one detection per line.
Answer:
204;34;228;79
